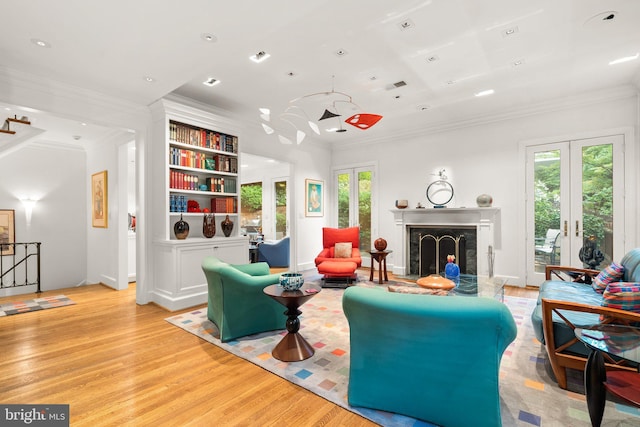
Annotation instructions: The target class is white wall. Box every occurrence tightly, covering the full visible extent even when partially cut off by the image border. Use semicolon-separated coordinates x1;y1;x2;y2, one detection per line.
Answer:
85;136;130;289
333;94;639;286
0;143;87;295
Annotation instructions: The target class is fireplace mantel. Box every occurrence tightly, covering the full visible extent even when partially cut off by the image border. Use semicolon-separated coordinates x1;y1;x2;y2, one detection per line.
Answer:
390;207;501;277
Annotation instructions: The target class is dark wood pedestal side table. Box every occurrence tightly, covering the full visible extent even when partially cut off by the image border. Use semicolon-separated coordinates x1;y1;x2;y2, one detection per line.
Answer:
263;283;322;362
368;250;392;284
575;325;640;427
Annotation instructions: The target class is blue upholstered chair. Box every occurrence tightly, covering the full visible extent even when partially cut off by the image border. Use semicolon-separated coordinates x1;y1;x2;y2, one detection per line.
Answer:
257;236;290;268
342;286;517;427
201;257;284;342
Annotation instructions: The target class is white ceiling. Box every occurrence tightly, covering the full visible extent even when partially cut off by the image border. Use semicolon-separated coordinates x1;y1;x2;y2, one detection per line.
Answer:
1;0;639;148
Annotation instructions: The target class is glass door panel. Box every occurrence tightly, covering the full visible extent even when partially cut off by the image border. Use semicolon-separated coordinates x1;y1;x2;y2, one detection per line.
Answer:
334;166;376;255
357;170;372;252
337;172;350;228
533;149;563;273
274;180;287;239
571;136;624;270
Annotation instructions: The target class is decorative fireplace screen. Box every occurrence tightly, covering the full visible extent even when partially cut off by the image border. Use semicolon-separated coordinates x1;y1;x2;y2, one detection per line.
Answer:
407;225;477;277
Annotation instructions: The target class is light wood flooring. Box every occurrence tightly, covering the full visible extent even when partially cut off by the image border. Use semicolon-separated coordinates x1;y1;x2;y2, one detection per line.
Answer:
0;270;536;426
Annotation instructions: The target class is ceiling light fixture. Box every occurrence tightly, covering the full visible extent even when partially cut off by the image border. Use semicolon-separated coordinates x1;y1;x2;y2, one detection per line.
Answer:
398;20;414;30
30;38;51;48
202;77;220;87
200;33;217;43
144;76;155;83
502;26;519;37
474;89;495;97
609;53;639;65
250;51;271;63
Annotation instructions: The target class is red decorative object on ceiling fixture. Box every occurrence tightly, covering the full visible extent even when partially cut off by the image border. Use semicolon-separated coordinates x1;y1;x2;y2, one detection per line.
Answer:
345;113;383;130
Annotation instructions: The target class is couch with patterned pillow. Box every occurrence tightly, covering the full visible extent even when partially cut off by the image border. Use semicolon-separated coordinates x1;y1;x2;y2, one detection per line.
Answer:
531;247;640;389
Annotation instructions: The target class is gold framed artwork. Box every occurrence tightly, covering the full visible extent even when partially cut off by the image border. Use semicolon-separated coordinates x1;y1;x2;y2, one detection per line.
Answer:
91;170;108;228
0;209;15;256
305;179;324;217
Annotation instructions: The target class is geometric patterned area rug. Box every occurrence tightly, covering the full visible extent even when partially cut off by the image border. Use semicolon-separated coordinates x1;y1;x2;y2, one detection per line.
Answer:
166;285;640;427
0;295;75;317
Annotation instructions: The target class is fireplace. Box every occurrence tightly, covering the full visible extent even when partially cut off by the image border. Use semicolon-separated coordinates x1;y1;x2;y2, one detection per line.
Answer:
391;207;500;278
407;225;477;276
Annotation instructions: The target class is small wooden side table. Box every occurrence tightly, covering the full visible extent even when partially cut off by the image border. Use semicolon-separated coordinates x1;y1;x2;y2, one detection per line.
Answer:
263;283;321;362
368;250;392;284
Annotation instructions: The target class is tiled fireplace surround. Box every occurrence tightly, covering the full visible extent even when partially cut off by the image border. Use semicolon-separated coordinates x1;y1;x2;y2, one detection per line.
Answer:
391;208;501;278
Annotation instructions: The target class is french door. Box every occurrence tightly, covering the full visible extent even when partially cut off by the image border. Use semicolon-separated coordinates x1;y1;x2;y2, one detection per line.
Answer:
525;135;624;286
334;165;376;256
273;178;289;239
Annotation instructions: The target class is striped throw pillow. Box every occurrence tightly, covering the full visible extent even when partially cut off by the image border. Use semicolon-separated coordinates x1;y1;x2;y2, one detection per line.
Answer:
601;282;640;313
593;262;625;294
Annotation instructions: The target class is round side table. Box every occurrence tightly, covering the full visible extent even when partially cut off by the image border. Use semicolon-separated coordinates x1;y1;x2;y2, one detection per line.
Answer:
263;283;321;362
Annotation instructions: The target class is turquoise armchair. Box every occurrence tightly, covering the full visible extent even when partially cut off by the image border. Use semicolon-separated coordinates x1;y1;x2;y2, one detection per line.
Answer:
201;257;285;342
342;286;517;427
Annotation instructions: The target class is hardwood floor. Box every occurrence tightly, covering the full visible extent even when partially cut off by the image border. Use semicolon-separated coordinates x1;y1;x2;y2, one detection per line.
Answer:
0;271;537;426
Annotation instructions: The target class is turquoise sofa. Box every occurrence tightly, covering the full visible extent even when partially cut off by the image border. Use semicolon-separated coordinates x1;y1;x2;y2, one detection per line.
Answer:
530;248;640;389
342;286;517;427
201;257;284;342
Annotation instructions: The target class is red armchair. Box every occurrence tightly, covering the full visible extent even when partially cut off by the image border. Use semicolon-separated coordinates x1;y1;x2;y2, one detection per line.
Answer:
314;227;362;284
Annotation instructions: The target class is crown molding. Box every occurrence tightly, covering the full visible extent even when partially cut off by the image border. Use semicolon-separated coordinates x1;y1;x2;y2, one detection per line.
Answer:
0;66;149;130
334;84;638;151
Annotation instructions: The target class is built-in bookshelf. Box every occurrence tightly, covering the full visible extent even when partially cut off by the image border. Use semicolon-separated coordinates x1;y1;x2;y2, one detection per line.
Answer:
167;120;240;238
149;99;250;310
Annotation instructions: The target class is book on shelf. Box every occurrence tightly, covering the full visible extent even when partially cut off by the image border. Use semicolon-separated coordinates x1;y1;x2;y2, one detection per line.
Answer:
205;177;237;193
169;120;238;154
211;197;237;214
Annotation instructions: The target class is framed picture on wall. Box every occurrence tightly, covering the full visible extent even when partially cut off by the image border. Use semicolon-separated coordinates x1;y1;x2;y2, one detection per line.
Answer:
92;170;108;228
305;179;324;217
0;209;15;256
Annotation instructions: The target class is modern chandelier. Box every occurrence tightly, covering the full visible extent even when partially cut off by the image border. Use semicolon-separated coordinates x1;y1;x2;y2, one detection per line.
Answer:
259;76;382;145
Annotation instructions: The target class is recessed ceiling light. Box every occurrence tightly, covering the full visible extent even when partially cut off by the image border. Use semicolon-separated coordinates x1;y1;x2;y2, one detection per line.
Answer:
417;105;430;111
30;38;51;48
286;71;296;77
609;53;639;65
511;59;525;67
335;49;348;57
474;89;495;97
200;33;217;43
398;19;414;30
250;51;271;63
80;122;87;126
446;80;456;85
202;77;220;87
502;26;519;37
426;55;440;62
144;76;155;83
